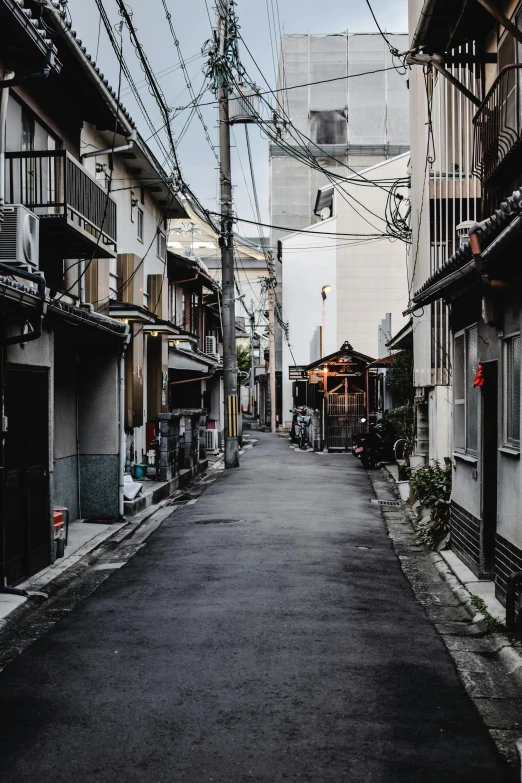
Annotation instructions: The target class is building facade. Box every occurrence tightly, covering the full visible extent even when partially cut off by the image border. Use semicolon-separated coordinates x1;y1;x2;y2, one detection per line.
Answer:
407;0;522;608
281;153;410;428
0;0;215;585
271;32;410;417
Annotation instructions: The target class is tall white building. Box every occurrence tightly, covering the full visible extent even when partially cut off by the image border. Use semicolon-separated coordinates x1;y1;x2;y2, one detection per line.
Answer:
281;154;410;425
270;32;410;420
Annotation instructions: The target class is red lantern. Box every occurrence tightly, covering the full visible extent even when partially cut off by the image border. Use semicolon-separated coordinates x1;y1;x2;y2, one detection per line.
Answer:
474;362;485;387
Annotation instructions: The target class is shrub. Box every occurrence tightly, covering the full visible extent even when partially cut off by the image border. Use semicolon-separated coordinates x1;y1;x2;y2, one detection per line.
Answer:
410;460;452;533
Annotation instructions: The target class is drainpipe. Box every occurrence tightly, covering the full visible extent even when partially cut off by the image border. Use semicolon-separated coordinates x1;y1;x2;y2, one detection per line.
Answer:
119;327;131;519
80;130;137;162
469;222;509;288
76;351;81;520
0;71;14;217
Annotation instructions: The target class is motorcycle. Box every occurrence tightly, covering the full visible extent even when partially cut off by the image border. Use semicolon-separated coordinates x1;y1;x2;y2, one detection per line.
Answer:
353;417;397;469
290;407;311;450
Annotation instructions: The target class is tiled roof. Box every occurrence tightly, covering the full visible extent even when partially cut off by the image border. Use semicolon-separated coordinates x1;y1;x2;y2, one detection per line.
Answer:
413;187;522;302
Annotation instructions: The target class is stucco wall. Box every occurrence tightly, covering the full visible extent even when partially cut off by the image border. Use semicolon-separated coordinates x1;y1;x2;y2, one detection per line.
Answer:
281;217;337;426
335;154;409;360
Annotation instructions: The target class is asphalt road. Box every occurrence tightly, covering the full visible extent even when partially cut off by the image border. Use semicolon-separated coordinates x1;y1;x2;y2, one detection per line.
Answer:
0;433;511;782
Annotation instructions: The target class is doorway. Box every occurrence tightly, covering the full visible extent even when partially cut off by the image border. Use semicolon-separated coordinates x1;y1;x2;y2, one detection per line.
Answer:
2;367;50;585
481;360;498;576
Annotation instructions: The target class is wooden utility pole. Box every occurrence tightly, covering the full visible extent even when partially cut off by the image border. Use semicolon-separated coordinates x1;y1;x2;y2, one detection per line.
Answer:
249;299;255;416
217;0;239;468
267;252;277;433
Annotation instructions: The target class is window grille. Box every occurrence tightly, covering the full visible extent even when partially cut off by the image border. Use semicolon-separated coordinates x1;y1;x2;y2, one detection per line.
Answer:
453;325;478;454
504;334;521;449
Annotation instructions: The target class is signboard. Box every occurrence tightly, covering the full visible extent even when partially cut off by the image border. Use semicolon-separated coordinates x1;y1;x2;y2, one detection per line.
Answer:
288;366;307;380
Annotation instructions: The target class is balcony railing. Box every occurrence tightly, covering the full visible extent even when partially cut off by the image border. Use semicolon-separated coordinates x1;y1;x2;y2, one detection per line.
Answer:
5;150;117;254
473;64;522;186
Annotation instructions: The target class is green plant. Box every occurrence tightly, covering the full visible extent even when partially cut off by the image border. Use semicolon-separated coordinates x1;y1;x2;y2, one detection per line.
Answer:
469;595;522;646
388;405;415;448
410;460;452;533
236;344;251;374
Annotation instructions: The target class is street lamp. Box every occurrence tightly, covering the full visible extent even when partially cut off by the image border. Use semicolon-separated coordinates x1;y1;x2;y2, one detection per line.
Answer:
321;285;332;356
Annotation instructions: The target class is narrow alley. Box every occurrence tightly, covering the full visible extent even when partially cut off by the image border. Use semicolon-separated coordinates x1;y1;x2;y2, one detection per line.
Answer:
0;434;511;782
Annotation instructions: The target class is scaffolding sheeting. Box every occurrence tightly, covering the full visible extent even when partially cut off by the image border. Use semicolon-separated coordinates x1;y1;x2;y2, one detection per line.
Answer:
270;33;410;243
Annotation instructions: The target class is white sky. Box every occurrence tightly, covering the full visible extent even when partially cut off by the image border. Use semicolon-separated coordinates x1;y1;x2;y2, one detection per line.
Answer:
66;0;408;232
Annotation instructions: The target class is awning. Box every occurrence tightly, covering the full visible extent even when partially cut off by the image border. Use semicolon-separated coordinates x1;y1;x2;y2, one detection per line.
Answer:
169;346;217;374
386;319;413;351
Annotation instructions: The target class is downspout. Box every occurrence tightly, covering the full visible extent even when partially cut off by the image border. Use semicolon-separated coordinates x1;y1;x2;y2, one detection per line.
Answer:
0;71;14;217
119;326;131;519
469;221;512;288
76;351;81;520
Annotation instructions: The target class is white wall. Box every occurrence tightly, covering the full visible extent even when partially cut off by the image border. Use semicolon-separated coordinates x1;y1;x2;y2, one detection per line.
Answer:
335;154;409;360
281;217;337;426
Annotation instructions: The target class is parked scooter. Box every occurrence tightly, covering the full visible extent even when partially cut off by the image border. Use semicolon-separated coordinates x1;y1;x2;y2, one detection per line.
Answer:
290;406;312;450
353;417;397;469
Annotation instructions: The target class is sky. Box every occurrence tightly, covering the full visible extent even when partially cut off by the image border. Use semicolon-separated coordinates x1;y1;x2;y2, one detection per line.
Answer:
66;0;408;235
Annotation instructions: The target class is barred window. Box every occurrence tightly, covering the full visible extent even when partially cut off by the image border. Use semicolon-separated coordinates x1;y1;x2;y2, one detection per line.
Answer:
504;335;521;449
453;325;479;454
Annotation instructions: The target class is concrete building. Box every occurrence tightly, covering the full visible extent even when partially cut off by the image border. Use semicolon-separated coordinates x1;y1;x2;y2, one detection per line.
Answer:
270;32;410;419
281;153;410;429
0;0;217;583
0;0;134;584
407;0;522;611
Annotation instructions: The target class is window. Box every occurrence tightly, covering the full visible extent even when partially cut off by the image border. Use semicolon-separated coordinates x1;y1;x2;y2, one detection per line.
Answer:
157;230;167;261
309;110;347;146
453;325;479;454
504;334;521;449
21;109;34;151
137;208;144;241
130;191;136;222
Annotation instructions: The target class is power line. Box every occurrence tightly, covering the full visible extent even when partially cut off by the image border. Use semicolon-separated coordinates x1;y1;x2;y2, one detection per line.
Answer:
55;18;125;301
175;65;404;111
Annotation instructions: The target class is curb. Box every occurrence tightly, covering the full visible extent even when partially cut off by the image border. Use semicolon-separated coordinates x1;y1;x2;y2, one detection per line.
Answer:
429;551;522;689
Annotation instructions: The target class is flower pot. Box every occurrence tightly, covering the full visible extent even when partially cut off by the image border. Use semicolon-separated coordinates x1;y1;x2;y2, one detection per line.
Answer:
397;480;410;502
409;454;426;470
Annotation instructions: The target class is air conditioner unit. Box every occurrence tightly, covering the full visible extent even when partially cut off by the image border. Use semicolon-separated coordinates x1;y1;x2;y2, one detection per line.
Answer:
205;429;218;454
0;205;39;269
205;335;218;358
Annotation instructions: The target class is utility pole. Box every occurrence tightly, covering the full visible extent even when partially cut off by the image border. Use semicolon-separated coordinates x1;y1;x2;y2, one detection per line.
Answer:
249;299;255;417
267;252;277;433
217;0;239;468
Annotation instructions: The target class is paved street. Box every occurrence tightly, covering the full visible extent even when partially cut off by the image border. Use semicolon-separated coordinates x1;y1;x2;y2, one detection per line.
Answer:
0;433;511;782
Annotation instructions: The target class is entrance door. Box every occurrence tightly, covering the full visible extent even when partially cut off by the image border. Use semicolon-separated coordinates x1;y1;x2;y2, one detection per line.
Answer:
327;391;366;451
482;361;498;575
2;368;50;585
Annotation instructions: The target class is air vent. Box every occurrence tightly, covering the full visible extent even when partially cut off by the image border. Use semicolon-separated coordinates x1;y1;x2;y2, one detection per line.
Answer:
205;335;218;358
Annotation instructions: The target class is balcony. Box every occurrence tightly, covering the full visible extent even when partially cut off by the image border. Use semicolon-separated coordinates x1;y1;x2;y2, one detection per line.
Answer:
473;65;522;187
5;150;117;260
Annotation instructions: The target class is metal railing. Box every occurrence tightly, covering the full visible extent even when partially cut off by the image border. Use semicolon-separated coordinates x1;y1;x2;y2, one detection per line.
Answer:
473;64;522;185
5;150;117;246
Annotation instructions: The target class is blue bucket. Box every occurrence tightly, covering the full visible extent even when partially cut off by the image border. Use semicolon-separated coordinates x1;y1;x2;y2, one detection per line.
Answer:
134;463;148;479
